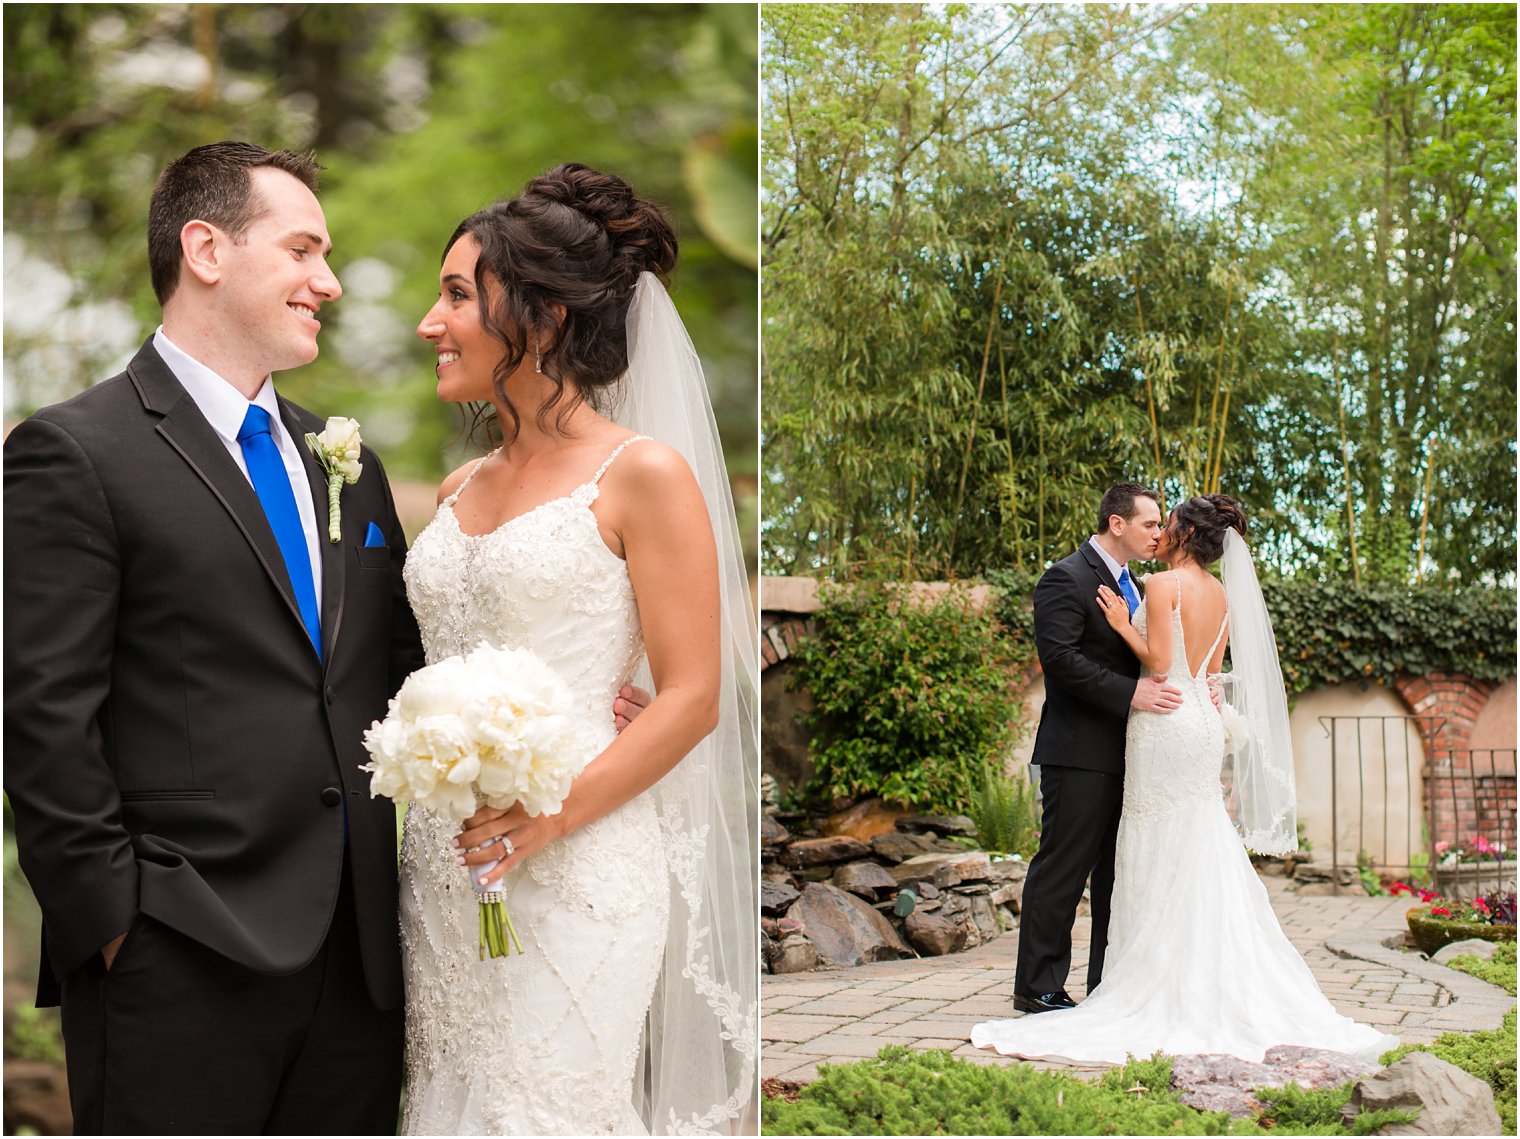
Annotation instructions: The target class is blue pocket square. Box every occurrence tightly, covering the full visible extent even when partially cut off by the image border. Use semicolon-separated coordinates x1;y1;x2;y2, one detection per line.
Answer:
363;522;387;548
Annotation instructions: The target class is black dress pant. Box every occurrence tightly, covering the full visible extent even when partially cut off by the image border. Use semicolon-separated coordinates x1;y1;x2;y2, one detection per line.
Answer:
59;858;402;1135
1014;764;1125;998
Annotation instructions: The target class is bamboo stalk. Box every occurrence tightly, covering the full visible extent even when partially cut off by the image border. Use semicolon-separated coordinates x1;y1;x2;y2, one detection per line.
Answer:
1415;435;1438;584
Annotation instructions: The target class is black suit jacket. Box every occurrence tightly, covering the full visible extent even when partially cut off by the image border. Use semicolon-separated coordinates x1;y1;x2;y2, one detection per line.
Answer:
1029;539;1142;775
4;339;425;1009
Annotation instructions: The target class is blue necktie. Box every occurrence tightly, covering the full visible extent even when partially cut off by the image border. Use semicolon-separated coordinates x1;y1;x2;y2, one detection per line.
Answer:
237;405;322;659
1117;567;1141;617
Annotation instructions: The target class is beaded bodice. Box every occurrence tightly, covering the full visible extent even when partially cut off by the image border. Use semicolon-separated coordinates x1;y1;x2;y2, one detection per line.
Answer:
403;437;648;748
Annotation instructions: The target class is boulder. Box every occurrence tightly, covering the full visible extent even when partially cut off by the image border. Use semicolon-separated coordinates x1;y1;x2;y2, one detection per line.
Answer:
1430;938;1501;966
831;860;899;900
987;857;1029;882
760;880;801;916
761;812;791;848
790;882;911;967
1170;1046;1381;1118
888;851;992;889
904;909;967;956
990;879;1025;911
780;835;872;868
769;933;821;974
1341;1050;1503;1135
869;830;963;863
822;798;909;843
966;892;1002;943
895;814;979;837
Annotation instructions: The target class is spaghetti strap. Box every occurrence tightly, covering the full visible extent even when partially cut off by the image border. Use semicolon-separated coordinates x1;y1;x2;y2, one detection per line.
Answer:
590;435;651;486
444;449;498;506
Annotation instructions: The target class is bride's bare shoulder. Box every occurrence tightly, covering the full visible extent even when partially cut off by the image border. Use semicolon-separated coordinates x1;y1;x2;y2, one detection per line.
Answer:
436;456;486;505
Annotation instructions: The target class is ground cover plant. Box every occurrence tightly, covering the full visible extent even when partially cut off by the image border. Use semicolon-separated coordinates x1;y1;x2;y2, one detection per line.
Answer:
760;1046;1414;1135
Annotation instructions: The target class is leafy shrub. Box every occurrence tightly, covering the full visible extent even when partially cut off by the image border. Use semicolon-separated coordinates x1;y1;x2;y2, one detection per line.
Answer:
1447;942;1517;995
792;583;1023;812
990;571;1514;696
760;1046;1413;1136
1382;1010;1517;1134
969;761;1041;857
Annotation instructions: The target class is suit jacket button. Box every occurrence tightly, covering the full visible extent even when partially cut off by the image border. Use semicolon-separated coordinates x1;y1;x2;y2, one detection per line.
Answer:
324;686;336;705
321;786;342;807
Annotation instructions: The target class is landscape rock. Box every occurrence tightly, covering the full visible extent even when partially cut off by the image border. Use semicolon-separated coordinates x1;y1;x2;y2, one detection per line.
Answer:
1170;1046;1381;1118
1341;1050;1503;1135
761;812;791;848
822;798;909;843
869;830;963;863
1430;938;1500;965
895;814;979;838
888;851;992;889
769;933;821;974
760;880;801;915
904;909;967;956
780;835;871;868
990;879;1025;911
986;857;1029;882
831;860;899;899
790;882;911;967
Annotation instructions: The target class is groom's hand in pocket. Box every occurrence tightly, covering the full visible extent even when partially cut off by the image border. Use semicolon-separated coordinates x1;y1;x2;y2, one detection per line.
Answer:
1131;675;1183;713
612;685;650;732
100;930;128;970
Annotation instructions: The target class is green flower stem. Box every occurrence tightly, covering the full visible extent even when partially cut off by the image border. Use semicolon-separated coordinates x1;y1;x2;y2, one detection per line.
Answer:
478;897;522;960
327;473;342;542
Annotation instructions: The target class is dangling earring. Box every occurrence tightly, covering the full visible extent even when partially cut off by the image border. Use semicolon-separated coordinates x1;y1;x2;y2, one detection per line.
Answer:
533;341;543;374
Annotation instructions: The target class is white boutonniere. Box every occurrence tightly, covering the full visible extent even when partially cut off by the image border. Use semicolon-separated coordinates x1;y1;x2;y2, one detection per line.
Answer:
304;417;363;542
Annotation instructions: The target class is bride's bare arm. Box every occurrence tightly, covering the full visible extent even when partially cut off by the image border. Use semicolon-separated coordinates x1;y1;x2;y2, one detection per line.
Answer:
459;441;719;886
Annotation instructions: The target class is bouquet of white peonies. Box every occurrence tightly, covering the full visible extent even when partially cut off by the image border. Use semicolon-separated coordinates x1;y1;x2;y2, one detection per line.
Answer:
361;642;586;959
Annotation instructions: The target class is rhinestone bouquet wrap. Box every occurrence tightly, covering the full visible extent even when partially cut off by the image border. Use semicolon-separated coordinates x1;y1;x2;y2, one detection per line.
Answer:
361;642;585;959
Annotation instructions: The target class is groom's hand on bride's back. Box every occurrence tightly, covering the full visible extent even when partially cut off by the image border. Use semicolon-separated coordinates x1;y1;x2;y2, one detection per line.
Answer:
1131;675;1183;713
613;685;650;732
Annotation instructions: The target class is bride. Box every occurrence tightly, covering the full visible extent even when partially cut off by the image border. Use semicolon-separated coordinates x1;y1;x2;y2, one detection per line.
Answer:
399;164;757;1134
972;494;1397;1065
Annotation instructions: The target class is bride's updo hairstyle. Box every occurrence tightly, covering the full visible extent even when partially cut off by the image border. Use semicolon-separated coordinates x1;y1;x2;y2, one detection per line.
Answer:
1171;494;1248;566
445;162;677;444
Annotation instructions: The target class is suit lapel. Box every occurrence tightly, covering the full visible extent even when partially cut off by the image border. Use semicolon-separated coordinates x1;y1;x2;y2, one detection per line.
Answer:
283;401;346;668
128;343;317;664
1080;538;1122;595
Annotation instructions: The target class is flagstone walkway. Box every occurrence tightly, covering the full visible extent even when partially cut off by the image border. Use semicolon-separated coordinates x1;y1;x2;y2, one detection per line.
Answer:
762;876;1516;1084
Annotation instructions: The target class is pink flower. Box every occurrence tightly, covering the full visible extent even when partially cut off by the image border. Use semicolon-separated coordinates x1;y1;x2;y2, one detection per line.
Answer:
1431;906;1451;917
1435;841;1450;853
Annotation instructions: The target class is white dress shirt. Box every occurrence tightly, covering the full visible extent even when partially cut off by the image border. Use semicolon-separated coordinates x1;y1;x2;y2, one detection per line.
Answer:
153;327;322;613
1090;534;1131;592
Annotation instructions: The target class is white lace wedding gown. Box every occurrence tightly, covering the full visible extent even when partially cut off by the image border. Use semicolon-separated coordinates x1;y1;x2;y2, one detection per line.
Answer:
399;438;671;1134
972;584;1399;1065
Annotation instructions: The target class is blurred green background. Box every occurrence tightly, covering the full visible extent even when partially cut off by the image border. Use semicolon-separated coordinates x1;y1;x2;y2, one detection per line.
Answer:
3;5;757;1131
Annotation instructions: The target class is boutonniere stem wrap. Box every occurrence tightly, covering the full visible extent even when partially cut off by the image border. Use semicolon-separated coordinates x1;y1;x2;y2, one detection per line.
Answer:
304;417;363;542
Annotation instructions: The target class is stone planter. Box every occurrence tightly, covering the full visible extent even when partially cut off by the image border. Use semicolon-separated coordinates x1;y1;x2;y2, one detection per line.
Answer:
1405;905;1517;957
1432;859;1517;899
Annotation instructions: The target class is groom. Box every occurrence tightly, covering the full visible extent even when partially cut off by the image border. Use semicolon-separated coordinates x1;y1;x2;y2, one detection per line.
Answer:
4;142;645;1133
1011;483;1182;1014
3;141;421;1134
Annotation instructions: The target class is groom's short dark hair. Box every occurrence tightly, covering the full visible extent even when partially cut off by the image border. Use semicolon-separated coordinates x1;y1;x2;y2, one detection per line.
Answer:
1097;483;1161;533
148;141;322;306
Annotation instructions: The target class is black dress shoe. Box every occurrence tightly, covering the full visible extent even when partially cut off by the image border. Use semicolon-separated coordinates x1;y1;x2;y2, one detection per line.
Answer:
1012;991;1077;1014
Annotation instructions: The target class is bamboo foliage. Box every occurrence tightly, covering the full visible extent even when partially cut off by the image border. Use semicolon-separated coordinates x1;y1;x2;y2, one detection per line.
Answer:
762;3;1514;585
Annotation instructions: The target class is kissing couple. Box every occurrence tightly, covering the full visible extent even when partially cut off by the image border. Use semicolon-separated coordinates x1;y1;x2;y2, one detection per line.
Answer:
5;141;757;1135
971;484;1396;1064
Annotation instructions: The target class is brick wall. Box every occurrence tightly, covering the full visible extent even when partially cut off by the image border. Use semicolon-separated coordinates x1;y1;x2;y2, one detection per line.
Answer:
1392;672;1515;850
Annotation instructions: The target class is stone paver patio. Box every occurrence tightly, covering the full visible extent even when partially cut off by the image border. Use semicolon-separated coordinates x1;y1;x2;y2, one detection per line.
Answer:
762;876;1516;1084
